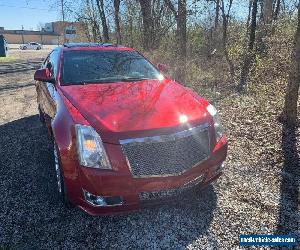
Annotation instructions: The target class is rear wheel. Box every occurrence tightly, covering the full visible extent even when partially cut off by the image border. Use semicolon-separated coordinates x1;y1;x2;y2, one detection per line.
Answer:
53;141;73;208
36;46;41;50
23;46;27;50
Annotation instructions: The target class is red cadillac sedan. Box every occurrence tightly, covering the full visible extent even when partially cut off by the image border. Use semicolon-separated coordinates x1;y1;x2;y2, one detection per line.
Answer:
34;43;227;216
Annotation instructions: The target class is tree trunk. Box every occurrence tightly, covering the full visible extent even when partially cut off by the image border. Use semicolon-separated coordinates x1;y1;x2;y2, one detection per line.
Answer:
239;0;258;92
176;0;187;82
215;0;220;29
282;3;300;126
273;0;281;20
86;0;102;42
61;0;66;43
114;0;122;44
139;0;153;50
95;0;110;42
262;0;273;24
257;0;273;53
246;0;253;31
129;16;134;47
220;0;235;83
164;0;187;81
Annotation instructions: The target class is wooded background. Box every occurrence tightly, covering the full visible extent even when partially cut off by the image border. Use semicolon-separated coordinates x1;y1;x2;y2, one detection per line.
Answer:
61;0;300;125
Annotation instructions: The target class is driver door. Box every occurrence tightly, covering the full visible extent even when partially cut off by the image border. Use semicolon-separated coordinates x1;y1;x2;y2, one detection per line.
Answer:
36;50;59;122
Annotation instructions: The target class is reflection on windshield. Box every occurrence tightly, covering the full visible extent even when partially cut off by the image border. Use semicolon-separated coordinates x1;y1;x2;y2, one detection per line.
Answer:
61;50;162;85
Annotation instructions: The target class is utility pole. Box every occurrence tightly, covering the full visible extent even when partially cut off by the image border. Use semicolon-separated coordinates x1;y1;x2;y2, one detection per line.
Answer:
61;0;66;43
21;25;25;44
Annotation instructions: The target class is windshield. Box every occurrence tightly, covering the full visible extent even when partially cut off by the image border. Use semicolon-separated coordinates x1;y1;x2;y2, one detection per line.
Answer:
61;50;162;85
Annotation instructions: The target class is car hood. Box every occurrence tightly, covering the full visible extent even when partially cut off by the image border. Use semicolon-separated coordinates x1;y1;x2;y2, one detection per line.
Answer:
60;79;210;143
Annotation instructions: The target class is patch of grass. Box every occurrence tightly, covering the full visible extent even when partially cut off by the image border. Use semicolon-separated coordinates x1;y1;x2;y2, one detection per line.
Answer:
0;56;18;63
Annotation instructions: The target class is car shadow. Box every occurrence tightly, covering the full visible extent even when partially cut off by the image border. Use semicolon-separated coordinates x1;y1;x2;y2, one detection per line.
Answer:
0;115;218;249
276;123;300;238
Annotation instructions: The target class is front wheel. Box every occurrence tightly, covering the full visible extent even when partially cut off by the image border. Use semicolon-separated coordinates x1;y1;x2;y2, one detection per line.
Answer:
53;142;73;208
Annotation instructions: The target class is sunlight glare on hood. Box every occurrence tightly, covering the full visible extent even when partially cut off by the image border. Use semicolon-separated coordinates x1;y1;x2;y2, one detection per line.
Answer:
158;74;164;80
179;114;188;123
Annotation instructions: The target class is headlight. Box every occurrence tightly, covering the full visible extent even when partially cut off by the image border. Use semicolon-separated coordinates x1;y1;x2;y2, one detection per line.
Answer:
75;124;112;169
206;104;224;141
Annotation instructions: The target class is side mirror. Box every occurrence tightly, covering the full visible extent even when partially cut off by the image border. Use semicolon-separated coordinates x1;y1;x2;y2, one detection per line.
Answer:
34;68;53;82
157;63;169;73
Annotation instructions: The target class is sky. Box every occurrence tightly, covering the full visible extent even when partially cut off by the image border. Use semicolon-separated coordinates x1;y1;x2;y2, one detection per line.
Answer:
0;0;250;32
0;0;60;30
0;0;296;31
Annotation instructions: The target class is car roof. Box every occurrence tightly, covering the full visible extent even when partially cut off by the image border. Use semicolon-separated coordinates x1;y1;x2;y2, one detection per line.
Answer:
61;42;134;52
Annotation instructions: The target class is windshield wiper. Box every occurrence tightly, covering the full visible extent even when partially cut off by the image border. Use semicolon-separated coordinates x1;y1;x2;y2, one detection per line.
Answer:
62;77;154;85
118;77;153;82
63;79;119;85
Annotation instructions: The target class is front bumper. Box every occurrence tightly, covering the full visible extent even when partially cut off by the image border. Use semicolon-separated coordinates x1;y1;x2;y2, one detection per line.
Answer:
68;136;227;216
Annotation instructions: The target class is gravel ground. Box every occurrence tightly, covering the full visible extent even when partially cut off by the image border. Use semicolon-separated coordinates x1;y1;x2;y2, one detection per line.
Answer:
0;49;299;249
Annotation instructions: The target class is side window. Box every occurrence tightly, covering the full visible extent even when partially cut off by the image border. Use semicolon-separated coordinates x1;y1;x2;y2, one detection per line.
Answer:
42;55;50;69
43;50;60;79
49;50;59;78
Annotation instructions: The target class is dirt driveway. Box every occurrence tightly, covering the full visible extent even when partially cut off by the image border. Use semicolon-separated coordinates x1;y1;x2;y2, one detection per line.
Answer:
0;48;297;249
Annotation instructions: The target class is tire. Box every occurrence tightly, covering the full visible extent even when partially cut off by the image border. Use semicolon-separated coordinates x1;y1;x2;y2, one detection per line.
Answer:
53;141;73;208
36;46;41;50
23;46;27;50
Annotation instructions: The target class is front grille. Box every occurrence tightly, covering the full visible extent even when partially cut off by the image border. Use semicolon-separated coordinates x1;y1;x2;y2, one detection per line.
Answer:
120;124;210;178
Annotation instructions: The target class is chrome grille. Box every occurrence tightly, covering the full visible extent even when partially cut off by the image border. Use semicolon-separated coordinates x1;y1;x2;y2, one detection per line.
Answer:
120;124;210;178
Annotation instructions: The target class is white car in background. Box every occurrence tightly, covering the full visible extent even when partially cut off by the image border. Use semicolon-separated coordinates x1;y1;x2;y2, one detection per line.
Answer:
20;42;42;50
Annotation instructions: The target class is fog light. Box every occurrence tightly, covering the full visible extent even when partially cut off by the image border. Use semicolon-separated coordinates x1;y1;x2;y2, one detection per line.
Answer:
216;163;224;173
83;190;123;207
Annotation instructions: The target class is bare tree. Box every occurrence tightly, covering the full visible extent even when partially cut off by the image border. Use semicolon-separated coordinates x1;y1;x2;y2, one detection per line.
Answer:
239;0;258;92
246;0;253;31
215;0;221;28
220;0;235;83
256;0;274;53
61;0;66;43
114;0;122;44
262;0;274;24
139;0;154;50
164;0;187;81
273;0;281;20
139;0;173;50
123;0;138;47
95;0;110;42
177;0;187;81
281;2;300;125
77;0;102;42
